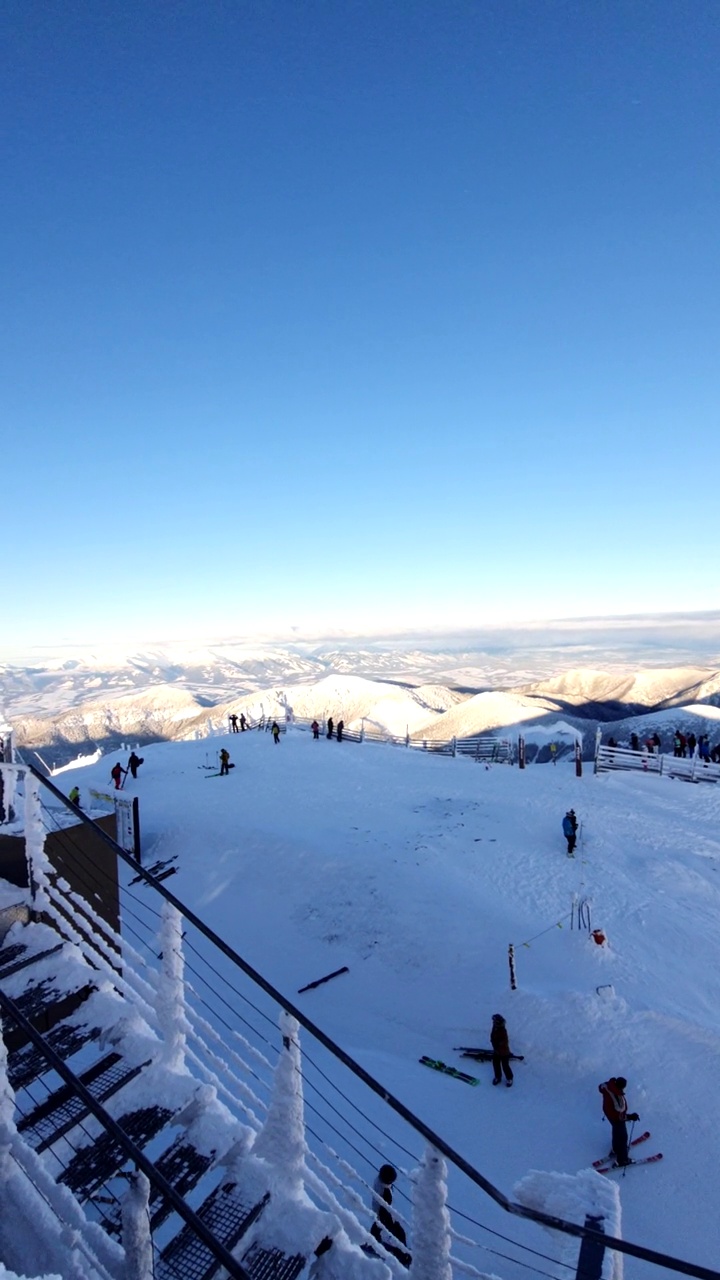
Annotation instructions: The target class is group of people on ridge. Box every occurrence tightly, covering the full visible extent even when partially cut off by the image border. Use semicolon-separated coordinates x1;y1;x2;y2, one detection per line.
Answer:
228;713;249;732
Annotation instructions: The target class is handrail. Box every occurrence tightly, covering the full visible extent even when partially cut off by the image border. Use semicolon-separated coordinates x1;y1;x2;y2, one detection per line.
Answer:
19;762;720;1280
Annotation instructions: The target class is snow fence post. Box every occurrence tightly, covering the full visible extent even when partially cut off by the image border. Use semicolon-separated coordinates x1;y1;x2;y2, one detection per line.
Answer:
518;735;525;769
253;1010;307;1196
451;737;456;757
122;1170;154;1280
156;901;187;1072
575;740;583;777
508;944;517;991
409;1145;452;1280
575;1213;606;1280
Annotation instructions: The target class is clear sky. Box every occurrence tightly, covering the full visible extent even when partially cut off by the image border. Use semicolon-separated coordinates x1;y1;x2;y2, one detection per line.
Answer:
4;0;719;645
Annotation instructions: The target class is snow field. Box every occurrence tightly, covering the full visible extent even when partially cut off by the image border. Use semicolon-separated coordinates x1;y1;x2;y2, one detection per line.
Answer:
57;729;720;1275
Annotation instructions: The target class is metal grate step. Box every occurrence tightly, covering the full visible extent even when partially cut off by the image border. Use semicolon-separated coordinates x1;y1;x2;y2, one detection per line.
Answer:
156;1184;269;1280
18;1053;148;1152
60;1105;175;1200
0;943;64;981
100;1134;216;1237
241;1243;306;1280
2;983;95;1052
0;943;29;975
8;1021;100;1091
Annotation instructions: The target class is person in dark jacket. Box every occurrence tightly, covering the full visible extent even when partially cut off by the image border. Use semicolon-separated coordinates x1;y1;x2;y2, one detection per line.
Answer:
240;713;248;731
599;1076;639;1166
68;786;81;808
491;1014;514;1087
229;714;239;732
336;720;344;742
652;732;661;753
369;1164;411;1268
271;721;281;744
128;751;144;779
562;811;577;855
311;720;320;740
219;748;231;775
327;717;334;739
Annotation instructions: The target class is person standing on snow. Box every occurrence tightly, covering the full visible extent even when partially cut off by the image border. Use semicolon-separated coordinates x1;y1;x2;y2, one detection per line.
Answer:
311;720;320;739
327;717;334;739
490;1014;514;1087
110;762;125;790
68;786;81;808
599;1076;639;1166
271;721;281;744
336;720;344;742
562;811;577;855
127;751;143;779
219;748;231;776
369;1164;411;1268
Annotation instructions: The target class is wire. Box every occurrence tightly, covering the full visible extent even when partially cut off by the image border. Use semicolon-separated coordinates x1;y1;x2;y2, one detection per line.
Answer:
447;1199;575;1273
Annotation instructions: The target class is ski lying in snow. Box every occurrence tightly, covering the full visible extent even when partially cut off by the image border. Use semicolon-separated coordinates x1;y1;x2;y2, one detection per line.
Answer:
155;867;178;883
592;1131;650;1168
595;1152;663;1174
420;1057;480;1086
454;1047;525;1062
205;765;236;777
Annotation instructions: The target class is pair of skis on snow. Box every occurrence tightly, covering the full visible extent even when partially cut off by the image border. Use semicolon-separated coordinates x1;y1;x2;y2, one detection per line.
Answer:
592;1130;663;1173
420;1047;525;1087
420;1055;663;1172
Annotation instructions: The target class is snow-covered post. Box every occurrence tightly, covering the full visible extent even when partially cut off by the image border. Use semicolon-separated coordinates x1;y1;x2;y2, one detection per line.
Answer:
253;1010;307;1197
508;943;517;990
23;768;51;906
518;735;525;769
122;1170;154;1280
409;1146;451;1280
514;1168;622;1280
451;737;456;758
0;1018;16;1185
156;901;187;1071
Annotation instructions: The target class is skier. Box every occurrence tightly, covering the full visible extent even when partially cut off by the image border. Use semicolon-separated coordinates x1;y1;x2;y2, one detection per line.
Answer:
110;762;125;790
630;732;639;752
128;751;144;779
336;719;344;742
599;1076;639;1166
652;732;661;754
562;810;577;855
68;786;81;808
240;713;248;731
271;721;281;744
369;1164;411;1268
229;714;239;732
311;720;320;740
490;1014;514;1087
327;717;334;739
219;748;231;776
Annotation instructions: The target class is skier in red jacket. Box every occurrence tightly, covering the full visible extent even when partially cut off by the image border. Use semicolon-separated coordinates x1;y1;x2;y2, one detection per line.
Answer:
599;1076;639;1166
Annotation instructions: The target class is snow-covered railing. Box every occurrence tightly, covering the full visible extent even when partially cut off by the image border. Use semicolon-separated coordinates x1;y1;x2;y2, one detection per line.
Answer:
596;745;720;784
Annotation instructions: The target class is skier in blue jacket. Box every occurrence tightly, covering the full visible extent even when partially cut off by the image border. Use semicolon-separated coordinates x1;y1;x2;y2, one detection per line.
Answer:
562;810;577;855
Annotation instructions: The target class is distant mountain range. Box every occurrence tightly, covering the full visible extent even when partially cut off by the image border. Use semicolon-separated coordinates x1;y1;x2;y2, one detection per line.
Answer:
4;638;720;769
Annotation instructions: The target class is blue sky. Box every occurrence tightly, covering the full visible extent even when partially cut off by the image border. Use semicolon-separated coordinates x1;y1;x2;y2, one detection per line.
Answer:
3;0;719;644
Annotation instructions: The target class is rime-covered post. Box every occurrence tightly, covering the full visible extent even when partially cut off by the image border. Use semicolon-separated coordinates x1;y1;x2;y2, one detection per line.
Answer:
253;1010;307;1196
0;1018;16;1185
23;768;51;906
409;1146;451;1280
122;1170;154;1280
156;901;187;1071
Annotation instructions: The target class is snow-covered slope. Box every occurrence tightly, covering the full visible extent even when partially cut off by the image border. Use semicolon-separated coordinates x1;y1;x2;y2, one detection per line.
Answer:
50;729;720;1274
